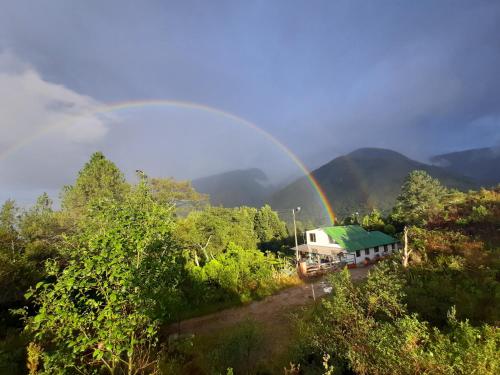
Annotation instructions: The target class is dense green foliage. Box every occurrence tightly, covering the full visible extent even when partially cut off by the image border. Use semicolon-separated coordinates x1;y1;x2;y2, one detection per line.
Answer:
1;151;499;374
23;183;181;373
291;178;500;374
270;148;476;223
298;266;499;374
392;170;447;226
61;151;129;216
0;152;294;374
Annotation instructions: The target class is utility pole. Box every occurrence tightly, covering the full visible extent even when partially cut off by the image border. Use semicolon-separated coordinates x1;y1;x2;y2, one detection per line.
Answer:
292;207;301;263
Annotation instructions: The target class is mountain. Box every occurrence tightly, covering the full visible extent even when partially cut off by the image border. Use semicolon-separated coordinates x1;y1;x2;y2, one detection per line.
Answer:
269;148;477;224
430;147;500;186
192;168;273;207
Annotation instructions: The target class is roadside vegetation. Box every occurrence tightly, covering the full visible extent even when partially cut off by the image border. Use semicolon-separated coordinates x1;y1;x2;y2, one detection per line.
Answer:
1;154;498;374
291;171;499;374
0;152;296;374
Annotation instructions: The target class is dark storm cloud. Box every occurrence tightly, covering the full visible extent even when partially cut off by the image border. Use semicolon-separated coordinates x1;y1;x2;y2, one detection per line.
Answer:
1;0;500;203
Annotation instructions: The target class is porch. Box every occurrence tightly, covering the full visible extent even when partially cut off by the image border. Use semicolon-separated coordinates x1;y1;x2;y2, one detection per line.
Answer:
291;244;356;276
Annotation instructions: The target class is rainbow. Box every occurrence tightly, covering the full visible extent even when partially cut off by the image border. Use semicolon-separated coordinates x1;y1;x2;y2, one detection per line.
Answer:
1;99;335;223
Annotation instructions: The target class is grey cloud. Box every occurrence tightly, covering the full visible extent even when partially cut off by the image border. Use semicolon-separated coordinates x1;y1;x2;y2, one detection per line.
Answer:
0;0;499;203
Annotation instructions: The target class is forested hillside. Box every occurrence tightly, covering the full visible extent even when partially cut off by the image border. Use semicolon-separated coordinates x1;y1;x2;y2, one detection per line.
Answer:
192;168;272;207
0;153;498;374
431;146;500;186
270;148;477;224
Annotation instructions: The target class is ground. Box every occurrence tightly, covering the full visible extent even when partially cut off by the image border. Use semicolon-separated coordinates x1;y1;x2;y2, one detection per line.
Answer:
167;266;371;336
163;266;372;373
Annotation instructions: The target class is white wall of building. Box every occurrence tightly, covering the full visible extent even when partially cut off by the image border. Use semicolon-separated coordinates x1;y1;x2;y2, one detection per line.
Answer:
305;229;342;249
354;243;396;264
306;227;399;265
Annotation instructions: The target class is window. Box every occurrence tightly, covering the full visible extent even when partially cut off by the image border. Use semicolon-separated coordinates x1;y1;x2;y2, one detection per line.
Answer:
375;246;379;253
384;245;388;252
309;233;316;243
328;236;335;244
364;248;370;256
356;250;361;257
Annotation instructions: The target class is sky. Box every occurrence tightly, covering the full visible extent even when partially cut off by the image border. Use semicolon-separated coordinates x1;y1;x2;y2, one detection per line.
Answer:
1;0;500;205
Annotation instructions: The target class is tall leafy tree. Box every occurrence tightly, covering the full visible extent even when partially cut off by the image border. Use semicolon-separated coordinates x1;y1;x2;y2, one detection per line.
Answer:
361;208;385;231
0;199;25;326
392;170;447;226
175;206;258;262
61;152;129;215
0;199;20;256
18;193;62;260
24;182;182;374
148;177;208;214
254;205;287;250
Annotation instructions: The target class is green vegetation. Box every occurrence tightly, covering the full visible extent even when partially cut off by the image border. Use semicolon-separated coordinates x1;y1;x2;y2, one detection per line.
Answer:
0;153;296;374
289;171;499;374
296;267;499;374
23;182;180;373
270;148;477;224
392;170;447;226
1;153;498;374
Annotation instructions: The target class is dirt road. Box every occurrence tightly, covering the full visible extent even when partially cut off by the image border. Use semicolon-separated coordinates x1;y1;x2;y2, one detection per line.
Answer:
167;266;371;336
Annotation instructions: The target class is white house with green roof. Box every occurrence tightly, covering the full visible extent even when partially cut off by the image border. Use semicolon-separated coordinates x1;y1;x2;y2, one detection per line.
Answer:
295;225;399;265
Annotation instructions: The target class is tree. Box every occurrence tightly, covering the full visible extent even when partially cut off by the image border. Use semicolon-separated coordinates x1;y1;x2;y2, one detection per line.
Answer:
361;208;385;231
18;193;62;262
175;206;258;262
0;199;20;256
202;243;277;301
148;177;208;214
392;170;447;226
61;152;129;215
0;194;61;326
24;182;182;374
253;205;287;250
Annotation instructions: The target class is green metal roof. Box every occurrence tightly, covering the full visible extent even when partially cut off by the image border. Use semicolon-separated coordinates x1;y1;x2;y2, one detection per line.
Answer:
323;225;397;252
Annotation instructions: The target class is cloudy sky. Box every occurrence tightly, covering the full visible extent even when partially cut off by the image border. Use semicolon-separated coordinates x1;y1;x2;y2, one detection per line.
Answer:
1;0;500;204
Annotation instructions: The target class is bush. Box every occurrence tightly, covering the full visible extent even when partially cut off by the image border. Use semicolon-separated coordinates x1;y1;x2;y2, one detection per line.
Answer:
23;183;182;374
202;243;279;302
299;264;500;374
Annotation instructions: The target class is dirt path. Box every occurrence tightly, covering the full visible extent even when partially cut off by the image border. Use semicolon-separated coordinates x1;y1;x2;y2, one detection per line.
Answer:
166;266;372;336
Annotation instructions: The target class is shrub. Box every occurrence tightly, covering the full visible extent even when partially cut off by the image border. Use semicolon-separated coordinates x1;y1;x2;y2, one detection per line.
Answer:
23;183;182;374
202;243;277;302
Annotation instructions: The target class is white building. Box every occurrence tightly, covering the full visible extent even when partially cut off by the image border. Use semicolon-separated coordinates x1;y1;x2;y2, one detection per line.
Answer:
293;225;399;266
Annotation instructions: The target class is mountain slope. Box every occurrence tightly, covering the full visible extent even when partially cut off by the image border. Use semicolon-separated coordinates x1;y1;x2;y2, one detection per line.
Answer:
192;168;272;207
430;147;500;186
269;148;477;224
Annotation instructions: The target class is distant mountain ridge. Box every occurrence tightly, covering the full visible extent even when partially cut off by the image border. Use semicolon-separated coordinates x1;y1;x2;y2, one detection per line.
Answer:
268;148;477;224
430;147;500;186
189;148;487;224
192;168;272;207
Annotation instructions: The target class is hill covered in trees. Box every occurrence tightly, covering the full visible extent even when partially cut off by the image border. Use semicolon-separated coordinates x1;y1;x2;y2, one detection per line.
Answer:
192;168;273;208
270;148;477;224
431;146;500;186
174;148;493;225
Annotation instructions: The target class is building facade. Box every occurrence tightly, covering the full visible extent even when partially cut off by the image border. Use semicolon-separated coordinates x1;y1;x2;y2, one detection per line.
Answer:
299;225;399;265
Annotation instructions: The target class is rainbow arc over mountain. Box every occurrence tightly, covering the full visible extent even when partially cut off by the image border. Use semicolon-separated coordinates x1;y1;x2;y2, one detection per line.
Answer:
1;99;335;224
